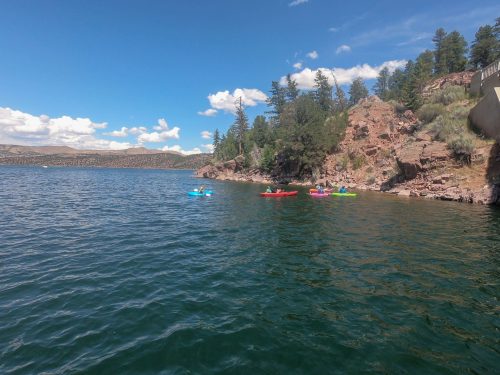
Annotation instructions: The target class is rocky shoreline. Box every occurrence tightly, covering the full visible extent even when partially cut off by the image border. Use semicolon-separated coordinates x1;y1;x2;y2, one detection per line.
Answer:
197;92;500;206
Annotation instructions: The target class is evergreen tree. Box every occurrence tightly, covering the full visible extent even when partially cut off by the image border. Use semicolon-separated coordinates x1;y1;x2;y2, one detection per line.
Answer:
374;67;390;100
286;74;299;101
401;60;420;110
494;17;500;39
470;25;499;68
433;28;448;75
443;31;468;73
213;128;220;158
387;69;406;101
332;74;347;112
266;81;287;124
314;70;332;112
348;77;369;106
232;98;249;155
252;115;268;148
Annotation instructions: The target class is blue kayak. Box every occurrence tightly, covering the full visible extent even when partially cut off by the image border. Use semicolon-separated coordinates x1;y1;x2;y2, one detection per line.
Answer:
188;190;213;197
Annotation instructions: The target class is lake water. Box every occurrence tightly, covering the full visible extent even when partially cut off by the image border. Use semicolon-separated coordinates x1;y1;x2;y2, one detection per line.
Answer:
0;166;499;374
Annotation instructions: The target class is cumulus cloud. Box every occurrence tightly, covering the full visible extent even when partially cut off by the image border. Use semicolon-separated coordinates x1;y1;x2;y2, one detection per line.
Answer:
161;145;202;155
138;118;180;144
0;107;132;150
306;50;319;59
207;88;267;114
129;126;147;135
202;144;214;153
289;0;308;6
336;45;352;54
280;60;407;89
197;109;218;117
293;62;303;70
201;130;212;139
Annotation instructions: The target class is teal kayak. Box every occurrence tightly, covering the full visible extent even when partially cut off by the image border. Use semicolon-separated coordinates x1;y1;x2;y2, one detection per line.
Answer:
188;190;213;197
331;192;357;197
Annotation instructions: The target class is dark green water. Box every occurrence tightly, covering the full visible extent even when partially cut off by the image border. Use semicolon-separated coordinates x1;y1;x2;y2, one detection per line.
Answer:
0;166;499;374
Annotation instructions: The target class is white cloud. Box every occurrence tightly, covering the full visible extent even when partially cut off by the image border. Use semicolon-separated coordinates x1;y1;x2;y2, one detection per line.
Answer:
0;107;132;150
129;126;147;135
202;144;214;153
207;88;267;114
161;145;202;155
138;118;180;144
293;62;303;70
328;27;339;32
104;126;128;137
280;60;407;89
198;109;218;117
289;0;308;6
201;130;212;139
153;118;169;131
306;50;319;59
336;44;352;54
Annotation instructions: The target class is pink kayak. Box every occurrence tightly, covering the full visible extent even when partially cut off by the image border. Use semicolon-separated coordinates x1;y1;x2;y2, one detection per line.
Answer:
309;192;330;198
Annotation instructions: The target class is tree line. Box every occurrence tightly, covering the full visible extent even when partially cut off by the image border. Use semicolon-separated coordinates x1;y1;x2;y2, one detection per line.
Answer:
374;19;500;109
212;19;500;178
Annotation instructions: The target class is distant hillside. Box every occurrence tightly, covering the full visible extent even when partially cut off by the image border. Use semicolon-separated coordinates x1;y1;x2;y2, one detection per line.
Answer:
0;144;210;169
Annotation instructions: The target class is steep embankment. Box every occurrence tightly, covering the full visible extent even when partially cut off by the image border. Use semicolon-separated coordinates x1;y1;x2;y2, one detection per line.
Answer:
0;145;211;170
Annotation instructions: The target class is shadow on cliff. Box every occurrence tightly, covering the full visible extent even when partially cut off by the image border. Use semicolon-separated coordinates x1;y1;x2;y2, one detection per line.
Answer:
486;143;500;205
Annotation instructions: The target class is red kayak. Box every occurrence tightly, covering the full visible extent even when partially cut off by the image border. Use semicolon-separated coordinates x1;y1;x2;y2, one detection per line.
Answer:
260;191;298;197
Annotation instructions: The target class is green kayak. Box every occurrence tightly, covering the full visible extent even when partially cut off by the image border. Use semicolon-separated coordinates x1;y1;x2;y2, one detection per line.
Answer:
331;192;357;197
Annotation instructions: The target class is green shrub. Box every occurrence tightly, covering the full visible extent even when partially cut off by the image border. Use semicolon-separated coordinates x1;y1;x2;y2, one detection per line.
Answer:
430;85;467;106
417;103;445;124
260;144;275;172
388;100;407;114
366;175;376;185
338;154;349;171
352;154;366;170
448;134;474;156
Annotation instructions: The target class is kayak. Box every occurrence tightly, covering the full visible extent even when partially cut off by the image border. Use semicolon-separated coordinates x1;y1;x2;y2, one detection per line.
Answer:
309;192;330;197
260;191;298;197
188;190;213;197
309;188;333;193
331;192;357;197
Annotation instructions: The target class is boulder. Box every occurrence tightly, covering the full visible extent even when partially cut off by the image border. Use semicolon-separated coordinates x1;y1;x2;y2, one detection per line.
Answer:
396;143;425;180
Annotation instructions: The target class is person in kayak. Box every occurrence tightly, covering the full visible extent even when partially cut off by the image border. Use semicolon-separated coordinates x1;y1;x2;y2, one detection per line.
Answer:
339;185;347;193
316;184;325;194
266;186;272;193
199;185;205;194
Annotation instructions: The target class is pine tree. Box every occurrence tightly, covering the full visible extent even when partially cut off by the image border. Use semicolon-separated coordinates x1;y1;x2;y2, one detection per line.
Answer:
266;81;287;124
374;67;390;100
332;74;346;112
213;128;220;158
233;97;249;155
286;74;299;101
314;70;333;112
470;25;499;68
387;69;406;101
443;31;468;73
348;77;369;106
252;115;268;148
433;28;448;75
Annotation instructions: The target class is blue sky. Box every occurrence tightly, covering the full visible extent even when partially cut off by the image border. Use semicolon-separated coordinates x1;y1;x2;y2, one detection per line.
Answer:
1;0;499;153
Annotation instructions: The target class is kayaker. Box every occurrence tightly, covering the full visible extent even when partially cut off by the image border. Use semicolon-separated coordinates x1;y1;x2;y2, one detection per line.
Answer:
199;185;205;194
339;185;347;193
316;184;324;194
266;186;272;193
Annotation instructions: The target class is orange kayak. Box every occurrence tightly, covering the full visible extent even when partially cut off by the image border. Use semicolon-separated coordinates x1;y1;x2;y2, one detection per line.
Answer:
260;191;298;197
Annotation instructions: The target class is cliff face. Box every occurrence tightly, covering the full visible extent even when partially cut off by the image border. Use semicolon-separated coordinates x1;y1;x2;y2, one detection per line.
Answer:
320;96;499;204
